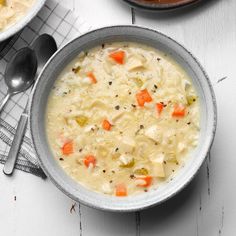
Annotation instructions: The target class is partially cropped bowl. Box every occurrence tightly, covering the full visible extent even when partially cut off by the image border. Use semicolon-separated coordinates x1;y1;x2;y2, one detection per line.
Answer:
123;0;201;10
0;0;46;43
29;25;217;212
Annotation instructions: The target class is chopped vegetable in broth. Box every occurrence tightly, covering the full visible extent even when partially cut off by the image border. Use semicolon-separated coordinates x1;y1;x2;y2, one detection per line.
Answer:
46;42;200;197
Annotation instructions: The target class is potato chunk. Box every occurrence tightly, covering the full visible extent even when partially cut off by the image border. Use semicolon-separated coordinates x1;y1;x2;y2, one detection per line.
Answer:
144;125;162;143
150;154;165;177
117;136;135;153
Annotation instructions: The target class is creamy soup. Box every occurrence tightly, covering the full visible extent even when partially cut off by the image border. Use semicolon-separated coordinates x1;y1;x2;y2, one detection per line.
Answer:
0;0;34;31
46;42;200;197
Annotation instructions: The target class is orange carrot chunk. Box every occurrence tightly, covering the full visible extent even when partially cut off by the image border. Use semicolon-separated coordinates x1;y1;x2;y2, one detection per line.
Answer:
115;183;127;197
109;50;125;64
84;155;96;168
136;89;153;107
156;103;164;115
61;141;73;155
137;176;153;187
102;119;112;131
172;104;186;117
87;72;97;84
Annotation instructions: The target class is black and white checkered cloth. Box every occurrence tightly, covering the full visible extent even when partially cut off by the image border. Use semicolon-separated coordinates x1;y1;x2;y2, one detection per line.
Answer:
0;0;92;178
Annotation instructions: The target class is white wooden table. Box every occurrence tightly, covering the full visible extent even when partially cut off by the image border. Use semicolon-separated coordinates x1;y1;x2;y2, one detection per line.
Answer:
1;0;235;235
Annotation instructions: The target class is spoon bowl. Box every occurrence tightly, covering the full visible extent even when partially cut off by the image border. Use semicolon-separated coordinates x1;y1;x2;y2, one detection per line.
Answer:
5;47;37;94
31;34;57;74
0;47;37;112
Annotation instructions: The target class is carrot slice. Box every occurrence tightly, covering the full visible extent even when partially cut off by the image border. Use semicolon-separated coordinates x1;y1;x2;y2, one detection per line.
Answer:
87;72;97;84
156;103;164;115
115;183;127;197
61;141;73;155
136;89;153;107
172;104;186;117
84;155;96;168
109;50;125;64
102;119;112;131
137;176;153;187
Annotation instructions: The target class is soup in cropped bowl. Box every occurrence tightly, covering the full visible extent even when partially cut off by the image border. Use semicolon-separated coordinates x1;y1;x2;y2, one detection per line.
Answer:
46;42;200;197
0;0;35;31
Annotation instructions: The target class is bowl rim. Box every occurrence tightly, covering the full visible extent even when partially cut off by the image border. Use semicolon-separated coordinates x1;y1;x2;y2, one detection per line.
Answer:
29;25;217;212
0;0;46;43
123;0;201;10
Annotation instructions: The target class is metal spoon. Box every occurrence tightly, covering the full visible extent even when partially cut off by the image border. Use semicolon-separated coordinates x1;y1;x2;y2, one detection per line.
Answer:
0;48;37;113
3;34;57;176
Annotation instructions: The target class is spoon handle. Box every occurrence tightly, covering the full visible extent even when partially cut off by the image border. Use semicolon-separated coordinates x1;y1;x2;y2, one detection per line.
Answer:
0;92;11;114
3;113;28;175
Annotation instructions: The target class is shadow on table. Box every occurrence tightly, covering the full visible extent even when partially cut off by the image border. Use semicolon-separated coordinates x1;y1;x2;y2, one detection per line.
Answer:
121;0;222;20
140;169;204;231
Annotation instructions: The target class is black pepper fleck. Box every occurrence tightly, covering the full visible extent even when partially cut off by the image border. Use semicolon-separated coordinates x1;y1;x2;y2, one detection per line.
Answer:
130;174;135;179
102;44;105;49
131;104;136;108
79;149;83;152
115;105;120;110
103;170;106;173
115;94;119;97
140;125;144;129
187;122;191;125
59;158;64;161
109;81;112;85
115;147;119;152
154;84;158;89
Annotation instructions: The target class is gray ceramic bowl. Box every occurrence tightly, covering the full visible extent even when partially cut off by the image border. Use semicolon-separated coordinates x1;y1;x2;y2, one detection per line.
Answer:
0;0;45;43
123;0;201;11
30;25;217;212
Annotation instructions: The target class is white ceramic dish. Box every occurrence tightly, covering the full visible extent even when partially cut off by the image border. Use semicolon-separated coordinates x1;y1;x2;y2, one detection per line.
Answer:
30;25;217;212
0;0;46;43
